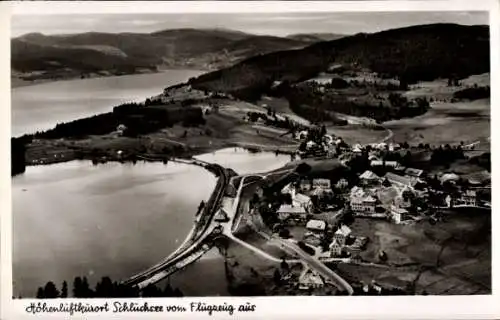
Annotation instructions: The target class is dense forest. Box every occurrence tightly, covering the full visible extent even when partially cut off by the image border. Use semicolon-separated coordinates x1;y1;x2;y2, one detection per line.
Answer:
32;276;183;299
453;86;490;100
191;24;489;98
33;102;206;140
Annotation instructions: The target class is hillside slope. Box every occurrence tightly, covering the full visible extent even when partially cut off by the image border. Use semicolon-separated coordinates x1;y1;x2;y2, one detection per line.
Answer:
190;24;489;96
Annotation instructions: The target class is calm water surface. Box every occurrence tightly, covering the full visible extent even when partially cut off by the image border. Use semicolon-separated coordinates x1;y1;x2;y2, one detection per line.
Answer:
11;70;203;137
12;148;291;297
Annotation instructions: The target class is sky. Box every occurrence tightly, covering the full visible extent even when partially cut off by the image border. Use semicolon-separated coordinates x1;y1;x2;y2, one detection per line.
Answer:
11;11;488;37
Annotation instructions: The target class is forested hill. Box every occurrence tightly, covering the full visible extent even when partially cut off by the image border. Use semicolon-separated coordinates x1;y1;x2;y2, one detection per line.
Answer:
190;23;490;97
11;29;309;78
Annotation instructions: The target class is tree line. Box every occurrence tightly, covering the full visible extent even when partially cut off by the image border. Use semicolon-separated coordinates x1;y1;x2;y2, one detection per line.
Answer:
32;102;206;140
277;82;430;124
34;276;183;299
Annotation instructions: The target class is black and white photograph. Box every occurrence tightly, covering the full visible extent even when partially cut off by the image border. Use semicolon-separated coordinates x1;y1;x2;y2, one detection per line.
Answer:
3;0;497;314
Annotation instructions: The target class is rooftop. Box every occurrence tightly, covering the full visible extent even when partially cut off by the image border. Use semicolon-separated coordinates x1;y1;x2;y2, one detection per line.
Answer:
385;172;414;187
391;205;408;214
299;268;324;286
335;225;352;237
306;219;327;231
363;195;377;203
464;190;477;197
360;170;380;180
277;204;307;214
405;167;424;177
294;193;311;204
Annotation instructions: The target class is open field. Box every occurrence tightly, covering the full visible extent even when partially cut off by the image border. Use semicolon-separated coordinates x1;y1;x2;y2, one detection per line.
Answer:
338;210;491;294
224;238;279;296
385;74;490;146
327;125;389;145
257;96;310;126
384;99;490;146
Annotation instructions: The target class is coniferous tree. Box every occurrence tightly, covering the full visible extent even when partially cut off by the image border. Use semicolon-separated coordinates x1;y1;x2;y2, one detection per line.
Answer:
43;281;59;298
81;277;93;298
36;287;44;299
73;277;82;298
60;281;68;298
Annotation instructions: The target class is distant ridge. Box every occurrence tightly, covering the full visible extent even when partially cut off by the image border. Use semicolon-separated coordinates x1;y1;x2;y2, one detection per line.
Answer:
11;28;316;81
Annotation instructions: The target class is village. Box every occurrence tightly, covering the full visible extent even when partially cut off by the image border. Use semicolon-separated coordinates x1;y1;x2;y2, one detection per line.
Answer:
241;124;491;294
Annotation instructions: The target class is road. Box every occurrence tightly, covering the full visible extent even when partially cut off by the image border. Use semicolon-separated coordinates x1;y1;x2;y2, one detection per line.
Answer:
226;169;354;295
277;239;354;295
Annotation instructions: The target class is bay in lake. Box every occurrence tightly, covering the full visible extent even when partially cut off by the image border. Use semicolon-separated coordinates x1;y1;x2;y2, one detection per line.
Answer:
11;70;204;137
12;148;291;298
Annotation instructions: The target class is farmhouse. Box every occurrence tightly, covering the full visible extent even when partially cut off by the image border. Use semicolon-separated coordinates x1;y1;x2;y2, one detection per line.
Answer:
334;225;352;246
306;219;327;234
359;170;381;186
298;268;324;290
329;238;343;257
312;178;331;190
277;204;308;221
460;190;478;207
390;205;409;224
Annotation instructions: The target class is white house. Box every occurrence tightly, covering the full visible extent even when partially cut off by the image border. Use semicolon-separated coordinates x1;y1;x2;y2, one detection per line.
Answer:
277;204;308;221
312;178;331;190
329;238;343;257
298;268;324;290
350;195;377;214
359;170;381;186
460;190;477;207
293;193;313;212
306;219;327;234
384;172;416;188
334;225;352;246
390;205;409;224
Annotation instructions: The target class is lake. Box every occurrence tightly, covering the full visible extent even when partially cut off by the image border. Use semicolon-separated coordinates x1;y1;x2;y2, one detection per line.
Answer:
12;148;291;298
11;70;204;137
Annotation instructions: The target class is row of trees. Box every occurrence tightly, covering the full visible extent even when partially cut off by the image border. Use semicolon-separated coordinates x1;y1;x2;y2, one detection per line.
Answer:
35;276;183;299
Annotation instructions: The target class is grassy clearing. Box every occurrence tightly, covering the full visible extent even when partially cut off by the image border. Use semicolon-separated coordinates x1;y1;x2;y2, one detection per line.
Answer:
340;210;491;294
385;99;490;146
326;125;389;145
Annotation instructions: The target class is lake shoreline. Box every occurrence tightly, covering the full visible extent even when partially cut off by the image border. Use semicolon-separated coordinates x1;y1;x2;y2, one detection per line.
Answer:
11;66;212;89
21;138;296;172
